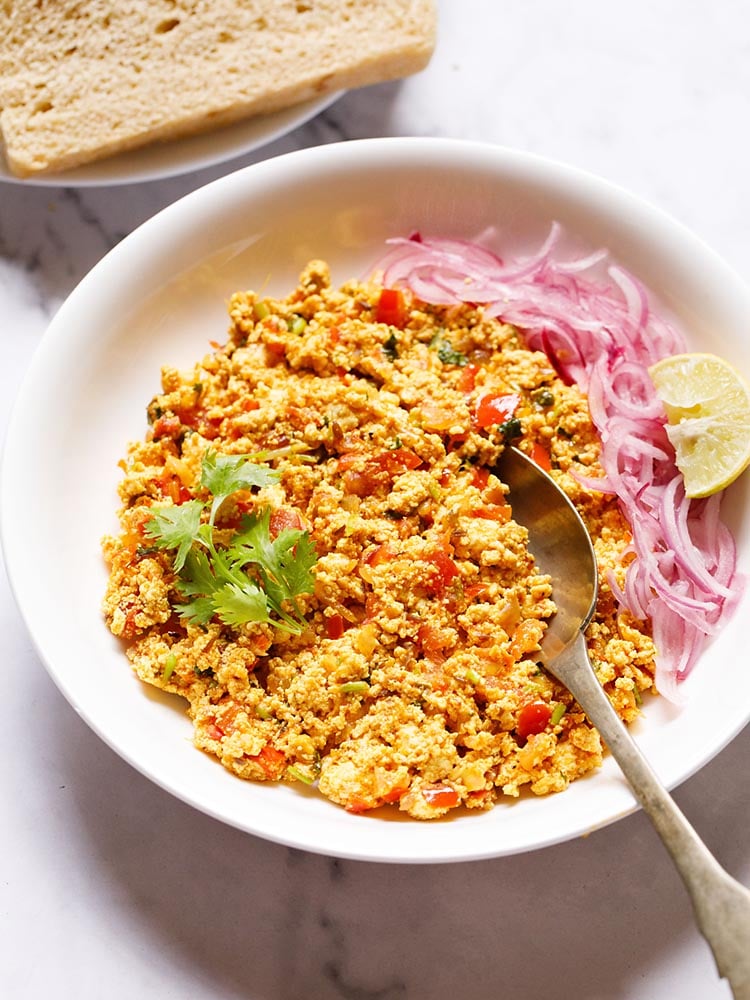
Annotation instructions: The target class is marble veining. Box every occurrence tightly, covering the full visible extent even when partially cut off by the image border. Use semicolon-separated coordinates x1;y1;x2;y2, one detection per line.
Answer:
2;2;749;998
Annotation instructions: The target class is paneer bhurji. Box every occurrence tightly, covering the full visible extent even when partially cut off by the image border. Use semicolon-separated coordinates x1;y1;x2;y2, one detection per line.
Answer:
102;260;656;819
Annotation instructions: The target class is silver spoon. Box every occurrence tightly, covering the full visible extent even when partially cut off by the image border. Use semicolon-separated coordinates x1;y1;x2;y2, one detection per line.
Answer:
497;445;750;999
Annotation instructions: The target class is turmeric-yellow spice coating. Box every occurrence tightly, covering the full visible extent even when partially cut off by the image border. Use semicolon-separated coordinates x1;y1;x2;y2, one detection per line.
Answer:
102;262;656;819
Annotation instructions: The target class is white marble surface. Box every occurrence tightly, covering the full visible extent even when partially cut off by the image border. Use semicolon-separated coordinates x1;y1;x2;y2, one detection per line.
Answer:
2;2;750;997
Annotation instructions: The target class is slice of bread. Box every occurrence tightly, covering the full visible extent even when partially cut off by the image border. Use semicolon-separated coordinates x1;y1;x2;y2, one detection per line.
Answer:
0;0;437;177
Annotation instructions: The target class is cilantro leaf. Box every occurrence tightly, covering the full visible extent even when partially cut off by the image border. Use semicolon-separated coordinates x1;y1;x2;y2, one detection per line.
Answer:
201;451;280;524
228;508;277;573
276;530;317;599
174;548;216;596
176;595;217;626
229;509;317;628
430;334;468;367
144;500;203;571
213;581;269;626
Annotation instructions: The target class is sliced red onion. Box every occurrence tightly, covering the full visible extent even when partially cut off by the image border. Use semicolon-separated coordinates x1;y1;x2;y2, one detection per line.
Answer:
373;227;742;698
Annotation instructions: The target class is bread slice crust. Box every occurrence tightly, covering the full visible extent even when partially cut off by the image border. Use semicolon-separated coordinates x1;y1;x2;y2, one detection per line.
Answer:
0;0;437;177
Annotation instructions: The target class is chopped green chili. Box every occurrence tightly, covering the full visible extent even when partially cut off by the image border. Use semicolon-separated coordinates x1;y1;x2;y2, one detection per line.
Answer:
162;652;177;683
550;702;566;726
338;680;370;695
286;765;316;785
287;315;307;335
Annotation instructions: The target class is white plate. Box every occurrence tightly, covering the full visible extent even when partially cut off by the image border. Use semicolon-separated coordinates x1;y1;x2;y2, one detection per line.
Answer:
3;137;749;863
0;93;340;187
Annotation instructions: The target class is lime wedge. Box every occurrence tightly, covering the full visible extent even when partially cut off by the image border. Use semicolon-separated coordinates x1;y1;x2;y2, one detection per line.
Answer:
649;352;750;498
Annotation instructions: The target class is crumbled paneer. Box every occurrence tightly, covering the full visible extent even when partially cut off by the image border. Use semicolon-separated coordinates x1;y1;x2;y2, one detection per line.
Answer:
102;262;656;819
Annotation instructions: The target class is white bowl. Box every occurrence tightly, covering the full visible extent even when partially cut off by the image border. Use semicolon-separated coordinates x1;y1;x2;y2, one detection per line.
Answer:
3;137;749;863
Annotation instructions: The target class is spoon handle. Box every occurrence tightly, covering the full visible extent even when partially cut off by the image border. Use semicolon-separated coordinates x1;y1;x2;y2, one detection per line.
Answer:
552;633;750;999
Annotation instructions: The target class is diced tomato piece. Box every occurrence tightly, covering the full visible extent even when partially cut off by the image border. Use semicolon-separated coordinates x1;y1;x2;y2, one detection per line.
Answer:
472;466;490;489
508;619;545;662
134;508;155;538
417;400;456;432
177;482;193;504
342;469;376;496
345;796;376;814
326;614;345;640
474;392;520;429
516;701;552;740
375;287;407;328
200;416;223;440
174;406;223;440
265;340;287;359
240;398;260;412
422;784;459;809
206;722;224;741
216;703;240;735
530;442;552;472
467;788;493;805
425;549;459;594
337;452;363;471
152;415;183;440
464;582;489;601
366;542;397;567
375;447;423;474
159;472;192;505
393;447;422;470
269;507;303;537
173;404;196;425
381;785;408;805
457;363;479;394
247;744;286;779
471;503;511;523
121;606;138;640
446;433;468;451
417;623;451;663
233;492;254;515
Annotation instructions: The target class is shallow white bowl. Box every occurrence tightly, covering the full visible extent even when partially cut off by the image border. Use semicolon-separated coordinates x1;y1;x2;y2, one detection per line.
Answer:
3;137;749;863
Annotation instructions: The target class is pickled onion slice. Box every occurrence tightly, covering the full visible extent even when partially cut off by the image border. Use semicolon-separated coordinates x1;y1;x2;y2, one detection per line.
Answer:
374;228;743;696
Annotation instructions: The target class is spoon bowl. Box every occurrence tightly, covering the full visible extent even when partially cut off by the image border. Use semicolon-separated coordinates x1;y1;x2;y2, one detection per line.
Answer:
495;445;598;660
497;446;750;1000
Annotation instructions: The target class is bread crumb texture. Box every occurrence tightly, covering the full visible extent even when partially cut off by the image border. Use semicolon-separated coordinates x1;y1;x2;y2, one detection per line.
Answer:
102;263;656;819
0;0;437;176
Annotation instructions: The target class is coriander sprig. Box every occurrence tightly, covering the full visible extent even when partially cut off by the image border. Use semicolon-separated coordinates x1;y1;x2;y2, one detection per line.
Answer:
144;451;317;633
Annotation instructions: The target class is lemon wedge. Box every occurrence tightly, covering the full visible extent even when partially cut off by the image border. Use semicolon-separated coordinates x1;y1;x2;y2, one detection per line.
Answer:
648;352;750;498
